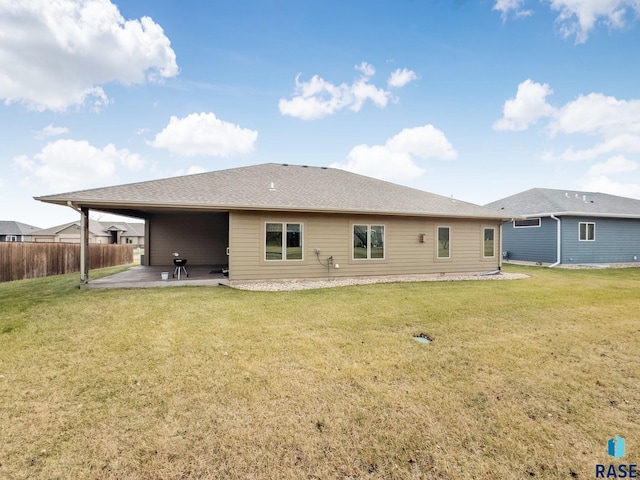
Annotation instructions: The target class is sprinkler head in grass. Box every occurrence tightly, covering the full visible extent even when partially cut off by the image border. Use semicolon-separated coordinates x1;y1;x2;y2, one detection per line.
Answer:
413;333;434;343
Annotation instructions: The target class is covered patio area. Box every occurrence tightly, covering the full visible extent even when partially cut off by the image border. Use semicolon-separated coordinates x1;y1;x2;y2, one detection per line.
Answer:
82;265;229;289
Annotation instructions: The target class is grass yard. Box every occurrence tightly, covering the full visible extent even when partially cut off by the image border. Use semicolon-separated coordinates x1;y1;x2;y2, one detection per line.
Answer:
1;265;639;479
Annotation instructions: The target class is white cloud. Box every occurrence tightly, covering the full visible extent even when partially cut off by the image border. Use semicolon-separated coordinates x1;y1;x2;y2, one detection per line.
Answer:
493;79;555;131
497;80;640;197
580;174;640;197
0;0;178;112
330;124;457;183
13;139;145;191
550;0;640;43
586;155;638;175
546;94;640;162
148;112;258;157
493;0;534;19
355;61;376;77
279;62;415;120
555;134;640;162
551;93;640;137
493;0;640;43
186;166;207;175
35;124;69;139
388;68;418;89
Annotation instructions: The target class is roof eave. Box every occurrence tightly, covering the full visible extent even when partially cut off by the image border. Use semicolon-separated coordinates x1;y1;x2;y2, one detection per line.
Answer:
36;197;506;220
522;211;640;219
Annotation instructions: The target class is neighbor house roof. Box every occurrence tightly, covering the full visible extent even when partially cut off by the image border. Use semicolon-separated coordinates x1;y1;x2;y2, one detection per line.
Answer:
0;221;41;235
486;188;640;219
35;163;505;220
33;220;144;237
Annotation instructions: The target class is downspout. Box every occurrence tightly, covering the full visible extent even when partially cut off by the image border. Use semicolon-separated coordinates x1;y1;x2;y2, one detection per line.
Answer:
549;214;561;268
67;201;90;283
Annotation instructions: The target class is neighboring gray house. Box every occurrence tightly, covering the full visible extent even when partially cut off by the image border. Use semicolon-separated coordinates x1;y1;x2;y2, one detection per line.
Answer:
35;163;507;283
0;221;41;242
31;220;145;246
486;188;640;266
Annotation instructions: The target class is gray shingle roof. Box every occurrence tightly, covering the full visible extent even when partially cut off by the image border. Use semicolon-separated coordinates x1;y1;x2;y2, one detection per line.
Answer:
33;220;144;237
486;188;640;218
36;163;505;219
0;221;41;235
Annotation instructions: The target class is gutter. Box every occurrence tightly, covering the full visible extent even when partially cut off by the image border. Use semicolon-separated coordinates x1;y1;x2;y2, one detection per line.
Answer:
549;214;561;268
66;201;82;214
38;200;506;221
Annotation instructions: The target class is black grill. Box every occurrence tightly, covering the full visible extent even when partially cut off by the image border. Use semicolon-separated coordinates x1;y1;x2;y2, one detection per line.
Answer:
172;257;188;278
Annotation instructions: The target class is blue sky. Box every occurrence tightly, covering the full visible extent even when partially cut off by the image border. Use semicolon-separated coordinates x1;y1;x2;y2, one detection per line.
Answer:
2;0;640;227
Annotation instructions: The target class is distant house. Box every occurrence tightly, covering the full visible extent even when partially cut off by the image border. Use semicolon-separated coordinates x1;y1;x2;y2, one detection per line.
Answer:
486;188;640;266
0;221;41;242
36;163;507;282
31;220;145;246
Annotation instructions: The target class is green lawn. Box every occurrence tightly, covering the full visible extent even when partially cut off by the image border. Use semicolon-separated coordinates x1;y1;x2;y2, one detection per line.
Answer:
1;265;638;479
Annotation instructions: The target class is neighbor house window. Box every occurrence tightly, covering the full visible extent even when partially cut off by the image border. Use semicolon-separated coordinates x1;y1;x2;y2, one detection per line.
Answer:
437;227;450;259
483;228;495;258
6;235;18;242
265;222;303;260
353;225;384;260
514;218;541;228
579;222;595;241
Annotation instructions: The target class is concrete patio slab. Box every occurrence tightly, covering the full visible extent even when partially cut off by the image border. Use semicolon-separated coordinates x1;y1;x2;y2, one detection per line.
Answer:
82;265;229;289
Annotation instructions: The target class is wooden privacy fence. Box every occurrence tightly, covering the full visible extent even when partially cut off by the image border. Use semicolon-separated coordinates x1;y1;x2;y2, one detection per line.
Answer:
0;243;134;283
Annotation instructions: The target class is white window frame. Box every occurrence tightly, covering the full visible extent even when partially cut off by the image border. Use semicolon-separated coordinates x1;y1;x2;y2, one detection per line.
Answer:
514;218;541;228
579;222;595;242
483;227;496;258
264;222;304;261
5;235;18;242
437;226;451;259
352;224;385;260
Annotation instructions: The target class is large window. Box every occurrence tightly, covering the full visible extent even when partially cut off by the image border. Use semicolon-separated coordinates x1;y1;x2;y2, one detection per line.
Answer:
483;228;495;258
579;222;595;242
437;227;450;259
353;225;384;260
5;235;18;242
265;222;303;260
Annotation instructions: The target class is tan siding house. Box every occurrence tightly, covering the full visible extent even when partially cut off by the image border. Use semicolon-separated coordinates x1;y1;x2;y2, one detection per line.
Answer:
31;220;145;245
35;163;507;283
228;212;501;280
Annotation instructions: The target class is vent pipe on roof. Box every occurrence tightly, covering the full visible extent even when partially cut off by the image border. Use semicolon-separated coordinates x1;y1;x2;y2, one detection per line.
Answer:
269;182;276;192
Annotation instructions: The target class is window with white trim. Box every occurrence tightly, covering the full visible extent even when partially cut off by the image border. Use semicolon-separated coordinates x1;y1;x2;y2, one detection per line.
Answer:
437;227;450;259
353;225;384;260
579;222;595;241
514;218;541;228
483;228;495;258
5;235;18;242
265;222;303;260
